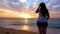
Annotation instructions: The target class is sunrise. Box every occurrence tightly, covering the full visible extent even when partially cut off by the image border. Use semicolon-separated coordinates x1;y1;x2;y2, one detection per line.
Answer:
0;0;60;34
0;0;60;18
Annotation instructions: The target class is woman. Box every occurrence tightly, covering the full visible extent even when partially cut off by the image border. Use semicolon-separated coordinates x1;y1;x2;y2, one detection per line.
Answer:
36;2;50;34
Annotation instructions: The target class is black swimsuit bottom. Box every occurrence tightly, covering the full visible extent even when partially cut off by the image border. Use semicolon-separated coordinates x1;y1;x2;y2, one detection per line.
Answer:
37;21;48;26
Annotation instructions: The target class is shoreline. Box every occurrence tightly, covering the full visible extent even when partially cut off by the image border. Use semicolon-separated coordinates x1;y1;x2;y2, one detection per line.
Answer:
0;26;60;34
0;27;38;34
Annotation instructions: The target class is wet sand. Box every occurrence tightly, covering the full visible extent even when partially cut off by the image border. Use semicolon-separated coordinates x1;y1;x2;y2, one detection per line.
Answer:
0;25;60;34
0;27;38;34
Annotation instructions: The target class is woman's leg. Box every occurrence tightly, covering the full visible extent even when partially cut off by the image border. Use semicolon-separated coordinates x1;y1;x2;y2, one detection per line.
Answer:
37;22;43;34
42;23;48;34
38;26;43;34
42;26;47;34
38;26;47;34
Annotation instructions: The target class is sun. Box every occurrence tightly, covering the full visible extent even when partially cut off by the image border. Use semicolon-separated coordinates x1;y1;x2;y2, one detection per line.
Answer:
21;14;31;18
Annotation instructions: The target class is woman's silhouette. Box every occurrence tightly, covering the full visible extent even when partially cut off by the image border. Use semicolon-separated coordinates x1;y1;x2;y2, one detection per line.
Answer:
36;2;50;34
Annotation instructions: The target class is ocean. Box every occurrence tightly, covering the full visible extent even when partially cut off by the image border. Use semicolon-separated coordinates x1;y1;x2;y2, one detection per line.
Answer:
0;18;60;27
0;18;60;34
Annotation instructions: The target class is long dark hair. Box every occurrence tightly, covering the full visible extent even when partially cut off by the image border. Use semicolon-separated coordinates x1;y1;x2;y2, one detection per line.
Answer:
37;2;48;17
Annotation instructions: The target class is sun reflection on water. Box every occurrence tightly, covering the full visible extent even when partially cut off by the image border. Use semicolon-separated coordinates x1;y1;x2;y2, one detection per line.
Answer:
21;25;29;30
24;18;28;24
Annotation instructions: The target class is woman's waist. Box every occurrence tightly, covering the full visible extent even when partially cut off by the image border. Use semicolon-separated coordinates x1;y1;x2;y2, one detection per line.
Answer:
37;17;47;22
38;16;47;20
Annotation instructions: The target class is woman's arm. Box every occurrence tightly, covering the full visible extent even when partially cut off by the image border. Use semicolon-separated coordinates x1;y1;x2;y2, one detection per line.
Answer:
35;7;40;13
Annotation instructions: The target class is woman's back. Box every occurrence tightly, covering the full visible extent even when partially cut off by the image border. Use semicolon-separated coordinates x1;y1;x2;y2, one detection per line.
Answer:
36;2;49;22
38;10;48;22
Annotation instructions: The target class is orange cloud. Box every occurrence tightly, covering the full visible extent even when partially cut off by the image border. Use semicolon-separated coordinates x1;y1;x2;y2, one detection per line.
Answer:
49;11;60;18
0;9;38;18
0;8;59;18
0;9;22;18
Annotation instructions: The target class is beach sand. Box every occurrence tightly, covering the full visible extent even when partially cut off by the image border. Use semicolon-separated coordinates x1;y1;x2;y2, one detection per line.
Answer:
0;27;38;34
0;27;60;34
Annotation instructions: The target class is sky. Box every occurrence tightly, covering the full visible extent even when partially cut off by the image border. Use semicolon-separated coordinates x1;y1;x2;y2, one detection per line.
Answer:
0;0;60;18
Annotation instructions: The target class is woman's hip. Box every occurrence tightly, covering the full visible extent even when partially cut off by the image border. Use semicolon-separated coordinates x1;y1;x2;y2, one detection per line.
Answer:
37;21;48;26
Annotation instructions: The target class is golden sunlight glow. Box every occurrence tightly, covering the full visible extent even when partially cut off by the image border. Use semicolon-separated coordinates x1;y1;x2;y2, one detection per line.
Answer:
0;9;38;18
24;18;28;24
21;14;31;18
0;9;21;18
22;25;29;30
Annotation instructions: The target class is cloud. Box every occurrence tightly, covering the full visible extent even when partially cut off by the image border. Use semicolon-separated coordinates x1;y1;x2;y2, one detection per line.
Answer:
49;10;60;18
47;0;60;11
0;9;21;18
8;0;27;12
52;4;60;9
19;0;27;2
11;2;20;5
29;0;40;12
0;0;26;12
0;0;15;10
0;0;60;18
